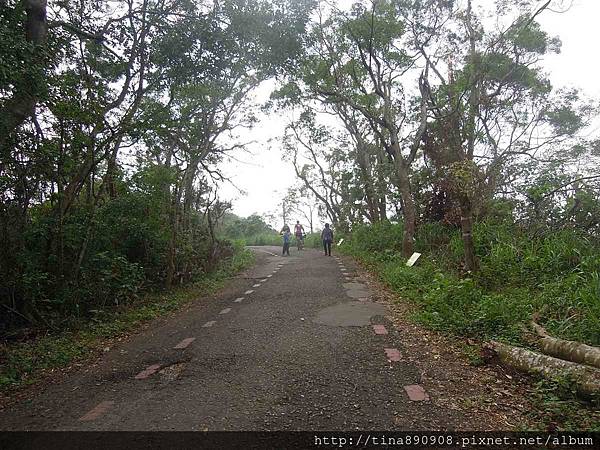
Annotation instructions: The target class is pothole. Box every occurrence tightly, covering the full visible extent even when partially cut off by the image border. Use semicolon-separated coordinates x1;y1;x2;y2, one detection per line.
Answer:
313;302;387;327
159;362;186;381
342;281;372;299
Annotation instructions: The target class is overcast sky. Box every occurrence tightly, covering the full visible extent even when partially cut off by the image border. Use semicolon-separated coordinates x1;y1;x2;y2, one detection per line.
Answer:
218;0;600;225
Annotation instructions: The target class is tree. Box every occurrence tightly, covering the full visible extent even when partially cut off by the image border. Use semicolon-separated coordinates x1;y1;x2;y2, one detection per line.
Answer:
0;0;315;326
276;0;434;255
413;0;596;270
282;184;321;233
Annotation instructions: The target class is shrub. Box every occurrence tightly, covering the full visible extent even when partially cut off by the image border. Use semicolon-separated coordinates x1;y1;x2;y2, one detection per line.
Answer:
342;220;600;346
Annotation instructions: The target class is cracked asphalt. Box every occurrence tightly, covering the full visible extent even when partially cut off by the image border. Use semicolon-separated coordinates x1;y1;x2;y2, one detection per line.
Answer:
0;246;476;431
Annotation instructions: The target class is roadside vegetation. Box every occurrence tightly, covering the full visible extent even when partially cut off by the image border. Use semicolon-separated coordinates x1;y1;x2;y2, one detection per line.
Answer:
218;213;324;248
266;0;600;429
0;0;311;395
242;232;323;248
2;0;599;429
0;244;254;393
340;222;600;429
343;221;599;347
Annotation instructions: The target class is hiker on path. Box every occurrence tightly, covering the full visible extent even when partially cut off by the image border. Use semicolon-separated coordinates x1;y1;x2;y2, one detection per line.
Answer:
294;221;305;250
282;229;291;256
321;223;333;256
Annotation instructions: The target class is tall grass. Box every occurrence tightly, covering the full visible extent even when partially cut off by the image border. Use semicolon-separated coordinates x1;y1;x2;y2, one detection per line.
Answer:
343;221;600;346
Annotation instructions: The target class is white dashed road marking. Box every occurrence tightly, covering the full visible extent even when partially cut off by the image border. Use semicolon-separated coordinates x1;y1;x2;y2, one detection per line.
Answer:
219;308;231;314
244;290;254;295
233;297;244;303
202;321;216;328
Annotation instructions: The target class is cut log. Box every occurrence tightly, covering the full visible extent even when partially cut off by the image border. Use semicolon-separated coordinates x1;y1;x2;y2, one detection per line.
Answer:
489;341;600;397
531;320;600;370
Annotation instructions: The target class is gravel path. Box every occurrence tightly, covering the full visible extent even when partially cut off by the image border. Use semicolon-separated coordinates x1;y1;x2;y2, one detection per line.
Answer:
0;246;516;430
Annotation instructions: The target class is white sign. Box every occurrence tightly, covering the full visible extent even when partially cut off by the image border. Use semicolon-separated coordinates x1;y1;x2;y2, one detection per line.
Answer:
406;252;421;267
337;238;345;246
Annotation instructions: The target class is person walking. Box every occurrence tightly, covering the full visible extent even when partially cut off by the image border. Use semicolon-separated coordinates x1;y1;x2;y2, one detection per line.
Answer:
321;223;333;256
294;220;305;251
282;229;291;256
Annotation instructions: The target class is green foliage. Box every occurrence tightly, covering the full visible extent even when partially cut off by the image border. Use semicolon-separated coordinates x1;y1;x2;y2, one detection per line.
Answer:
0;246;254;392
244;233;282;246
1;0;316;335
343;221;600;346
526;377;600;431
346;221;405;254
303;232;322;249
218;213;276;241
1;167;235;331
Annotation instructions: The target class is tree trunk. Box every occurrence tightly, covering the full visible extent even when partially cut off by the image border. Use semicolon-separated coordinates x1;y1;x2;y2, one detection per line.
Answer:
376;148;388;221
532;320;600;370
489;341;600;398
355;140;379;223
293;154;339;226
392;150;416;257
0;0;48;152
164;146;177;289
400;186;416;257
463;0;480;272
378;196;387;222
166;177;182;289
459;198;476;272
165;198;178;289
182;155;200;229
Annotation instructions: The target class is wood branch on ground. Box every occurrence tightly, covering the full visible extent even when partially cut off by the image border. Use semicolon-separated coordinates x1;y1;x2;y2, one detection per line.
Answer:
531;319;600;370
488;341;600;398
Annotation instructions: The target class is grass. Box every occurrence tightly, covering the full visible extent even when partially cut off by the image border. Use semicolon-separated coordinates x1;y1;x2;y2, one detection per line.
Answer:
526;378;600;431
0;247;254;394
242;233;282;246
341;221;600;346
338;220;600;430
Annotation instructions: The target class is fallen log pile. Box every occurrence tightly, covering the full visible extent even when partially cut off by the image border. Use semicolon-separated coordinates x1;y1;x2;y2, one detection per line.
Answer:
530;320;600;370
486;318;600;398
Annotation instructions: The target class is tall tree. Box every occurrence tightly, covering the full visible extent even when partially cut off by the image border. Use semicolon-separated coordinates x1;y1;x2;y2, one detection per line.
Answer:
277;0;434;255
414;0;596;270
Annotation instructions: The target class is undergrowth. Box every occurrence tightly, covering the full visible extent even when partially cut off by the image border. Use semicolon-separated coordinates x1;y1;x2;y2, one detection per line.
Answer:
525;377;600;431
0;245;254;393
342;221;600;346
340;220;600;430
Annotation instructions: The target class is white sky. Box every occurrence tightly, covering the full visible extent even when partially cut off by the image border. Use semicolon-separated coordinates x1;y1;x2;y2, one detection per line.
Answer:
218;0;600;224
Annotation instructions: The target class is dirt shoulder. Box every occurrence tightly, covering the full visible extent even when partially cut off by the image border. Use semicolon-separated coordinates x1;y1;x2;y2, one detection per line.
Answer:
340;254;599;431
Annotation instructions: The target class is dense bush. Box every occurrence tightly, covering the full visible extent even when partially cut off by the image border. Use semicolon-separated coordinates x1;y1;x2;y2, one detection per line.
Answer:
1;171;233;334
343;221;600;346
0;242;254;390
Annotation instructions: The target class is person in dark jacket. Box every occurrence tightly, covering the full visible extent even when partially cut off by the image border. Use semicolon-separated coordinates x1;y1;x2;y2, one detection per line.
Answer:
282;230;291;256
321;223;333;256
